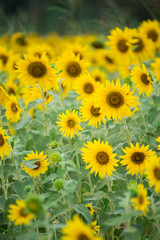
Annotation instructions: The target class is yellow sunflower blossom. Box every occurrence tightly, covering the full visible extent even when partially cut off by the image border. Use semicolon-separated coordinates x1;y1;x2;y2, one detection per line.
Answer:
120;142;156;176
0;127;12;160
57;109;83;139
85;203;95;215
90;221;100;235
5;95;22;123
156;137;160;151
81;139;118;179
8;199;34;226
21;151;50;178
131;183;150;216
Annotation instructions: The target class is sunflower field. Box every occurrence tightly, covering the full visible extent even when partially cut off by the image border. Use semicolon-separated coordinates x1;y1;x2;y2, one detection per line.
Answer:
0;18;160;240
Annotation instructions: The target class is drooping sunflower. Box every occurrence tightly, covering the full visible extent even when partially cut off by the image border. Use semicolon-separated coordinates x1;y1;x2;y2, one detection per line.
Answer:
16;53;58;90
130;64;153;97
81;139;118;179
131;183;150;216
96;79;139;120
139;20;160;49
145;156;160;193
156;137;160;151
129;28;155;63
106;27;132;61
0;46;11;72
8;199;34;226
120;142;155;176
61;215;102;240
0;127;12;160
151;58;160;82
73;74;97;100
21;151;50;178
5;95;22;123
56;51;89;86
90;68;106;85
80;98;105;128
6;53;21;77
57;109;83;139
85;203;95;215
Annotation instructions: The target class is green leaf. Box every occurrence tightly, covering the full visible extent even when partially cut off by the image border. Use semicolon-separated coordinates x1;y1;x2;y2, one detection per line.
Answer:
148;108;160;123
13;181;25;197
15;116;32;130
85;191;105;201
64;180;77;193
104;211;139;226
42;173;57;183
26;99;42;111
22;159;40;169
34;134;50;152
72;204;92;222
152;95;160;105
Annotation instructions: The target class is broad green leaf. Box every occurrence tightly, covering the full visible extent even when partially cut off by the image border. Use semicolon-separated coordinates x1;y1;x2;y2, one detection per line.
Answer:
72;204;92;222
26;99;42;111
15;116;32;130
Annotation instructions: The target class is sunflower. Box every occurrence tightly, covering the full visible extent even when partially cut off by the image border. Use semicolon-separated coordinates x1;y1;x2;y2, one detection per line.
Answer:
0;46;11;72
0;86;9;107
73;74;97;100
5;95;22;123
21;151;50;178
145;156;160;193
61;215;102;240
117;60;132;79
56;51;89;86
10;32;28;52
60;80;71;98
90;221;100;235
98;49;117;73
129;28;155;63
80;98;105;128
90;68;106;85
95;79;139;120
16;53;58;90
65;42;89;60
139;20;160;49
130;64;153;97
27;44;56;63
151;58;160;82
6;53;21;77
156;137;160;151
21;86;42;108
81;139;118;179
8;199;34;226
131;183;150;216
0;127;12;160
5;80;18;97
57;109;83;139
85;203;95;215
106;27;132;61
120;142;155;176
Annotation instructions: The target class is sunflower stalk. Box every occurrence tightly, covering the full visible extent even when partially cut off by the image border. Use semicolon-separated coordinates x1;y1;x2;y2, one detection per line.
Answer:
74;140;82;203
41;86;48;135
58;80;65;109
123;118;130;144
12;152;20;181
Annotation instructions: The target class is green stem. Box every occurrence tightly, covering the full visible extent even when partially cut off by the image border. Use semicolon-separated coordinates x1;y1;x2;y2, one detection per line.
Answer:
58;81;65;109
41;86;48;135
123;118;130;144
12;152;20;181
108;176;113;192
88;173;94;194
74;141;82;203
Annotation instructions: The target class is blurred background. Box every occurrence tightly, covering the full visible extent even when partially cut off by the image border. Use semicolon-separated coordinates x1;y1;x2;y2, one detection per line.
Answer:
0;0;160;35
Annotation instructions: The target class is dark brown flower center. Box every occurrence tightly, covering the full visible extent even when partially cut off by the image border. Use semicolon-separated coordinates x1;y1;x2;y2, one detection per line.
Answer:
96;151;109;164
19;208;28;217
8;88;16;95
11;103;18;113
138;195;144;204
0;54;8;66
33;161;41;170
132;37;144;52
105;56;114;64
13;61;18;70
147;30;158;42
141;73;150;85
106;91;124;108
16;37;27;46
95;76;101;82
131;152;145;165
91;41;104;49
66;61;81;77
67;119;75;128
117;39;128;53
0;134;5;146
78;234;90;240
90;106;101;117
83;83;94;94
28;62;47;78
154;167;160;180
